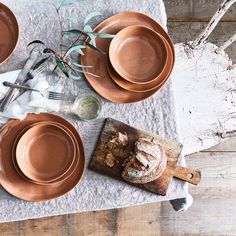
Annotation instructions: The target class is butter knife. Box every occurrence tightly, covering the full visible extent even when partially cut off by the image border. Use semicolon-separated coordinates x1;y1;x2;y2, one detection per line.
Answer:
0;49;39;112
3;81;38;92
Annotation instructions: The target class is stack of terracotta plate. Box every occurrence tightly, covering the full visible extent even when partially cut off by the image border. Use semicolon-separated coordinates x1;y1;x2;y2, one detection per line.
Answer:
81;12;175;103
0;113;85;202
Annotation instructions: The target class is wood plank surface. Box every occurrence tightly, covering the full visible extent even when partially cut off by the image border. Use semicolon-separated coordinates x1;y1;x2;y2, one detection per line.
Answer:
165;0;236;21
1;0;236;235
161;145;236;235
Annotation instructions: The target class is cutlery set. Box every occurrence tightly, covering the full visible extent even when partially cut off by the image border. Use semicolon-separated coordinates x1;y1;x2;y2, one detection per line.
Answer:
0;63;64;111
3;81;64;100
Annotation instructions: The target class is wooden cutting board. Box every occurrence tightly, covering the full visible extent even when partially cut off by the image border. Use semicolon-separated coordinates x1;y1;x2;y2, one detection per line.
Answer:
90;118;201;196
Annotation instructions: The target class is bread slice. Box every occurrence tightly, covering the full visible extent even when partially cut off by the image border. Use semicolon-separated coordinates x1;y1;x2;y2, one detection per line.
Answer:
122;137;167;184
104;132;129;167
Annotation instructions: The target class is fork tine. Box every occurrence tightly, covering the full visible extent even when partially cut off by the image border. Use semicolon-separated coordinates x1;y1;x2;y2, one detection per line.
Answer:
31;65;44;75
31;65;46;77
47;91;64;100
48;97;62;100
48;91;63;96
30;64;46;77
48;96;63;100
48;96;62;99
48;95;63;99
35;63;46;71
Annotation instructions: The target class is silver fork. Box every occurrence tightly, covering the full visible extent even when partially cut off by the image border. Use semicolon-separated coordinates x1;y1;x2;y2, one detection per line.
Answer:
24;64;47;83
3;82;64;100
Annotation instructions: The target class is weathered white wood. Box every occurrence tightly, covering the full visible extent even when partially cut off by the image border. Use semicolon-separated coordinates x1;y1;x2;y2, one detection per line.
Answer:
168;1;236;155
191;0;236;48
216;32;236;53
167;21;236;63
173;41;236;154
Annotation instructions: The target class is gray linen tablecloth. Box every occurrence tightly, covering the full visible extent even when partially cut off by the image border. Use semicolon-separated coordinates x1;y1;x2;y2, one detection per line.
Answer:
0;0;187;222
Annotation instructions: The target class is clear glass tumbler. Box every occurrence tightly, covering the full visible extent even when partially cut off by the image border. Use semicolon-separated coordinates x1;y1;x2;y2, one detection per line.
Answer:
71;93;102;120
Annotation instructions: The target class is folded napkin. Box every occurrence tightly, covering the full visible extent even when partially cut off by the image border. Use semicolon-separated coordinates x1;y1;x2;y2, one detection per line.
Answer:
0;69;62;125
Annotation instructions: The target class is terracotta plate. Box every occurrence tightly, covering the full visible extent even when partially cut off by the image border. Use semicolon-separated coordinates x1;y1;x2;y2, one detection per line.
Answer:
81;12;175;103
0;113;85;202
12;121;80;185
16;123;76;183
109;25;167;84
0;3;19;64
107;35;173;92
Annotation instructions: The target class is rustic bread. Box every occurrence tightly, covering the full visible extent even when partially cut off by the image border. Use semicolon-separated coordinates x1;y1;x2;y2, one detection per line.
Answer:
122;137;167;184
104;132;128;167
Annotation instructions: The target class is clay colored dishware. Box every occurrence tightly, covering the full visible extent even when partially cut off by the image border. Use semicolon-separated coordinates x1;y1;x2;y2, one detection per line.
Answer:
0;113;85;202
81;12;175;103
107;34;173;92
0;3;19;64
12;121;80;185
16;123;76;183
109;25;168;84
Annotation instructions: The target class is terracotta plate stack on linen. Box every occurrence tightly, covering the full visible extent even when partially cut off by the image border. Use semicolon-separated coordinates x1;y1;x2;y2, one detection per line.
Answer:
0;113;85;202
81;12;175;103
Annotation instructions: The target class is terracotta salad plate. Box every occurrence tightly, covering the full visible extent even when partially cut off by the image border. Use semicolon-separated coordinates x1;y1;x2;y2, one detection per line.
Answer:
81;12;175;103
109;25;168;84
16;123;76;183
0;113;85;202
107;34;173;92
12;121;80;185
0;3;19;64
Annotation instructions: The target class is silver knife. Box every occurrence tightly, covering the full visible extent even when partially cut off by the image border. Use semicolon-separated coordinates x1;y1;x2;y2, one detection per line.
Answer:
3;81;38;92
0;48;39;112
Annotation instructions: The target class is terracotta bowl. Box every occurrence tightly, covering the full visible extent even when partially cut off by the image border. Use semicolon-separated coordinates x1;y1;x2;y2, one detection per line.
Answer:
109;25;168;84
12;121;80;185
15;123;76;183
107;33;173;92
0;3;19;64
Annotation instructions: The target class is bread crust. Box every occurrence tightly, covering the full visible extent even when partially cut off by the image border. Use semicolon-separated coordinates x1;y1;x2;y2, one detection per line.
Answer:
122;138;167;184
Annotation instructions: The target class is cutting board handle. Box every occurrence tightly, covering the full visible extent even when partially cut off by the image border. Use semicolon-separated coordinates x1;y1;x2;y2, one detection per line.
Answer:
172;166;201;185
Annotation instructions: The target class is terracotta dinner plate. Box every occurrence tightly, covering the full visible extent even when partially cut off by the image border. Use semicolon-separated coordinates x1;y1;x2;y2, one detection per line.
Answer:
0;3;19;64
109;25;167;84
0;113;85;202
12;121;80;185
16;123;76;183
107;35;173;92
81;11;175;103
